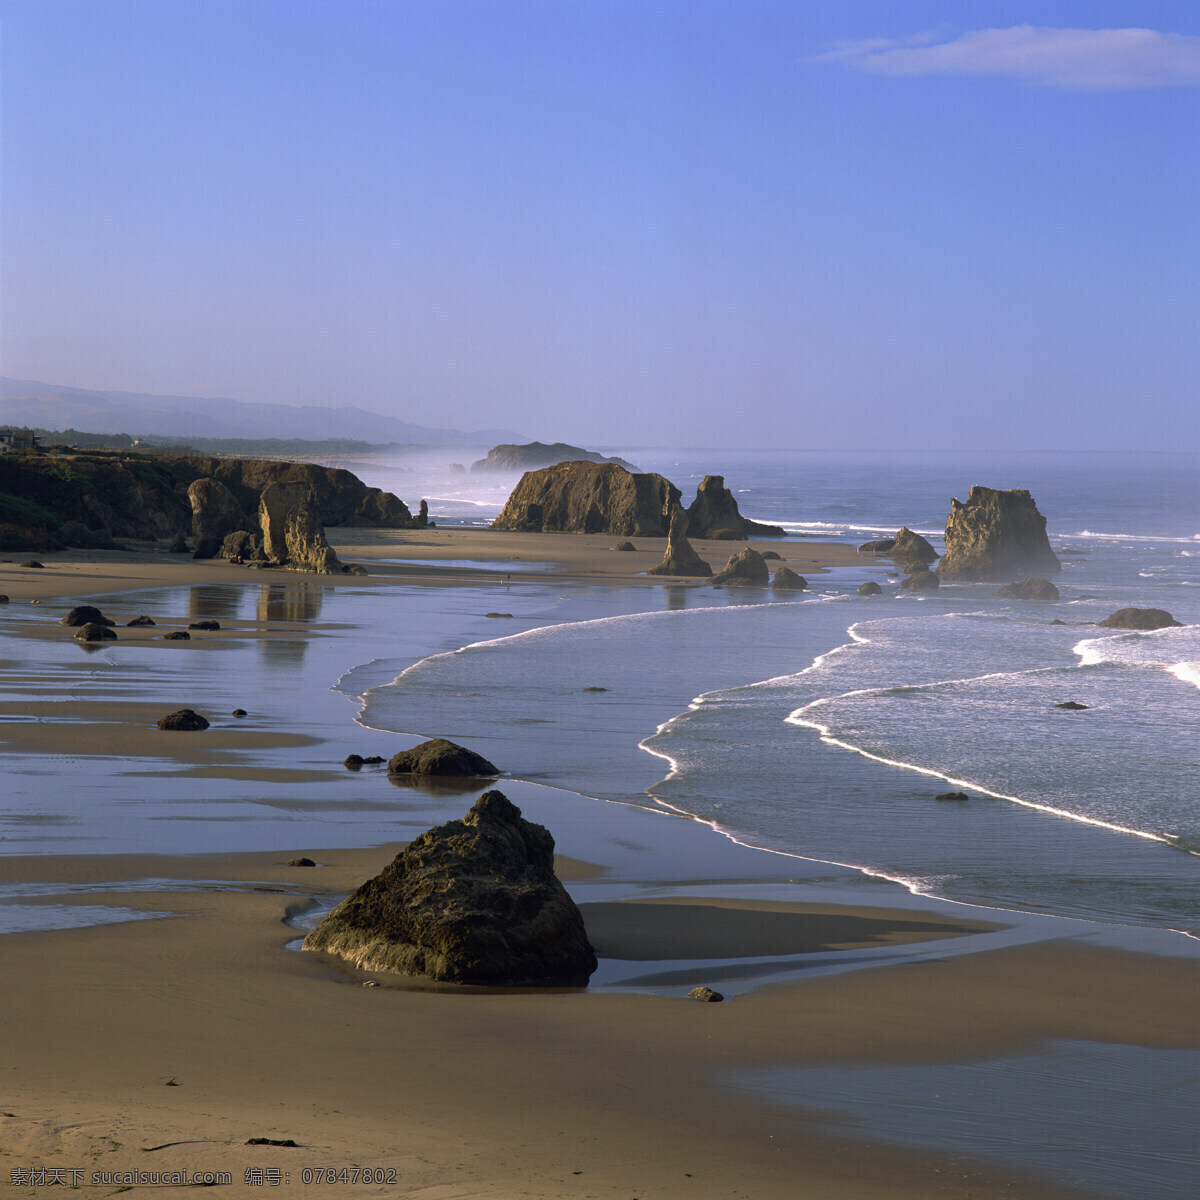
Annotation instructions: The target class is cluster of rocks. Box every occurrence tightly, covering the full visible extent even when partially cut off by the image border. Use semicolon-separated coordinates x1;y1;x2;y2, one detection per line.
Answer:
59;604;228;643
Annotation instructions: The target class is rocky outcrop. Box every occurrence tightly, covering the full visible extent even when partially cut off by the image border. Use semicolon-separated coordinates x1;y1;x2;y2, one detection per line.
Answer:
387;738;500;777
492;462;680;537
302;790;597;986
188;478;247;559
1098;608;1182;631
711;547;769;587
938;487;1060;582
900;570;939;591
890;527;937;566
685;476;785;539
74;622;116;641
220;529;266;562
995;578;1060;602
858;581;883;596
258;483;343;574
647;506;711;577
471;442;638;474
55;520;117;549
771;567;807;590
859;539;895;554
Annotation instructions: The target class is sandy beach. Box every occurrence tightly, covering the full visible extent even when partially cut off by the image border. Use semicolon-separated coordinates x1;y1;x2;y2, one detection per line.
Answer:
3;531;1197;1199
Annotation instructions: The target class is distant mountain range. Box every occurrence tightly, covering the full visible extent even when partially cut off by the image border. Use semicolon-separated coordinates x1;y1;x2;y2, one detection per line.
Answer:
0;377;525;447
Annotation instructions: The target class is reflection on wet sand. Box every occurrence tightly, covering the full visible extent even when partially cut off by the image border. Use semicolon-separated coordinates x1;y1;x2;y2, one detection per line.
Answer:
257;585;324;624
188;584;249;622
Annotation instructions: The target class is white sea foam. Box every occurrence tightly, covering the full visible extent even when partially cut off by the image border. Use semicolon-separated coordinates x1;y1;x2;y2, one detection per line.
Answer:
1074;529;1200;545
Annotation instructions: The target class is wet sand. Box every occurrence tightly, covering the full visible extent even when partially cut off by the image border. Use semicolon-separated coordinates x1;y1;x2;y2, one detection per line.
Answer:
1;532;1192;1198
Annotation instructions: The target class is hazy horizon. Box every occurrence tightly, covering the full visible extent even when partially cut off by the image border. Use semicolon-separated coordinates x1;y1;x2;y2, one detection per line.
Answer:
2;1;1197;453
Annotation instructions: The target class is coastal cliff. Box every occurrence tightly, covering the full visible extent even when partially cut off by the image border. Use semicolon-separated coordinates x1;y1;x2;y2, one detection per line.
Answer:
492;462;680;536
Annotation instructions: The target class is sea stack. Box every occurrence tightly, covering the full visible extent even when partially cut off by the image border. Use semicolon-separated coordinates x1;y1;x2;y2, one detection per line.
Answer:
647;505;712;577
938;487;1060;582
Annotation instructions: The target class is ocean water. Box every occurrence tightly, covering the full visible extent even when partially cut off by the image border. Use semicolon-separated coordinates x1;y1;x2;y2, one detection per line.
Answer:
350;448;1200;936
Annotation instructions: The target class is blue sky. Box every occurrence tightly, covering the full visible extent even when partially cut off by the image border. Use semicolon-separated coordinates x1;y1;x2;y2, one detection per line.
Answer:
2;0;1197;450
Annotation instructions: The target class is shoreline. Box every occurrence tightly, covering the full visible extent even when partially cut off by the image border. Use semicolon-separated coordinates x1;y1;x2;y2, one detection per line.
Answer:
3;533;1197;1198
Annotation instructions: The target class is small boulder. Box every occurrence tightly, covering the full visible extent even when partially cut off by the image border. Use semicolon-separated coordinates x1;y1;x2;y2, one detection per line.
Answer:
302;790;596;986
61;605;114;627
363;755;386;764
935;791;969;802
1056;701;1089;710
126;615;156;626
890;527;938;566
188;620;221;631
900;571;940;592
344;754;365;770
858;581;883;596
287;857;316;868
232;708;248;717
711;547;769;587
1097;608;1182;631
74;622;117;641
688;986;724;1002
771;567;807;591
163;631;191;641
611;541;636;551
19;560;44;568
761;550;783;560
485;612;513;619
157;709;210;731
0;595;9;603
387;738;500;778
995;578;1060;602
859;539;895;553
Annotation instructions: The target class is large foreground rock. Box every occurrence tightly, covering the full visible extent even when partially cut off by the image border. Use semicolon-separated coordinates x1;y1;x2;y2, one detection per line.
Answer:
492;462;680;537
188;478;247;559
258;482;343;573
685;476;785;539
938;487;1060;582
61;605;113;627
387;738;500;777
1098;608;1182;631
771;566;807;590
302;790;597;986
647;506;711;577
711;547;770;587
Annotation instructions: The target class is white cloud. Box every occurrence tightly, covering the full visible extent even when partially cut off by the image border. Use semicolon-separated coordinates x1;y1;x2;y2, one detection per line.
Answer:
814;26;1200;89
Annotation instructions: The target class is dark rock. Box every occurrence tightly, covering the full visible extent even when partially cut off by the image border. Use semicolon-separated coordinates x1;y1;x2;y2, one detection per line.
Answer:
61;605;114;627
1056;701;1089;710
761;551;782;560
258;482;343;573
0;595;8;603
611;541;636;551
126;615;156;626
890;527;938;565
168;535;190;554
771;566;807;591
471;442;638;474
939;487;1061;582
74;622;117;641
221;530;265;562
858;581;883;596
647;505;712;577
688;986;724;1002
19;560;44;568
344;754;365;769
583;686;608;692
904;561;931;575
1051;619;1067;625
492;462;680;537
287;858;316;867
302;790;597;986
685;476;785;539
900;570;939;591
387;738;500;778
1097;608;1182;631
363;755;385;764
163;631;191;641
188;478;247;559
157;708;209;731
858;539;896;553
55;520;116;549
711;547;769;587
232;708;248;717
485;612;513;618
188;620;221;631
995;578;1060;602
935;791;969;802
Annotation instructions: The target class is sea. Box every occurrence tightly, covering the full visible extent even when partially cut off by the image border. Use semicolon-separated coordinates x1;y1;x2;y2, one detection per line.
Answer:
337;446;1200;939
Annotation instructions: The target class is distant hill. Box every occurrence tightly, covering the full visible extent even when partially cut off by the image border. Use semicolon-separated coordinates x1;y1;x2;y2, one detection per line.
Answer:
0;377;525;447
471;441;639;473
